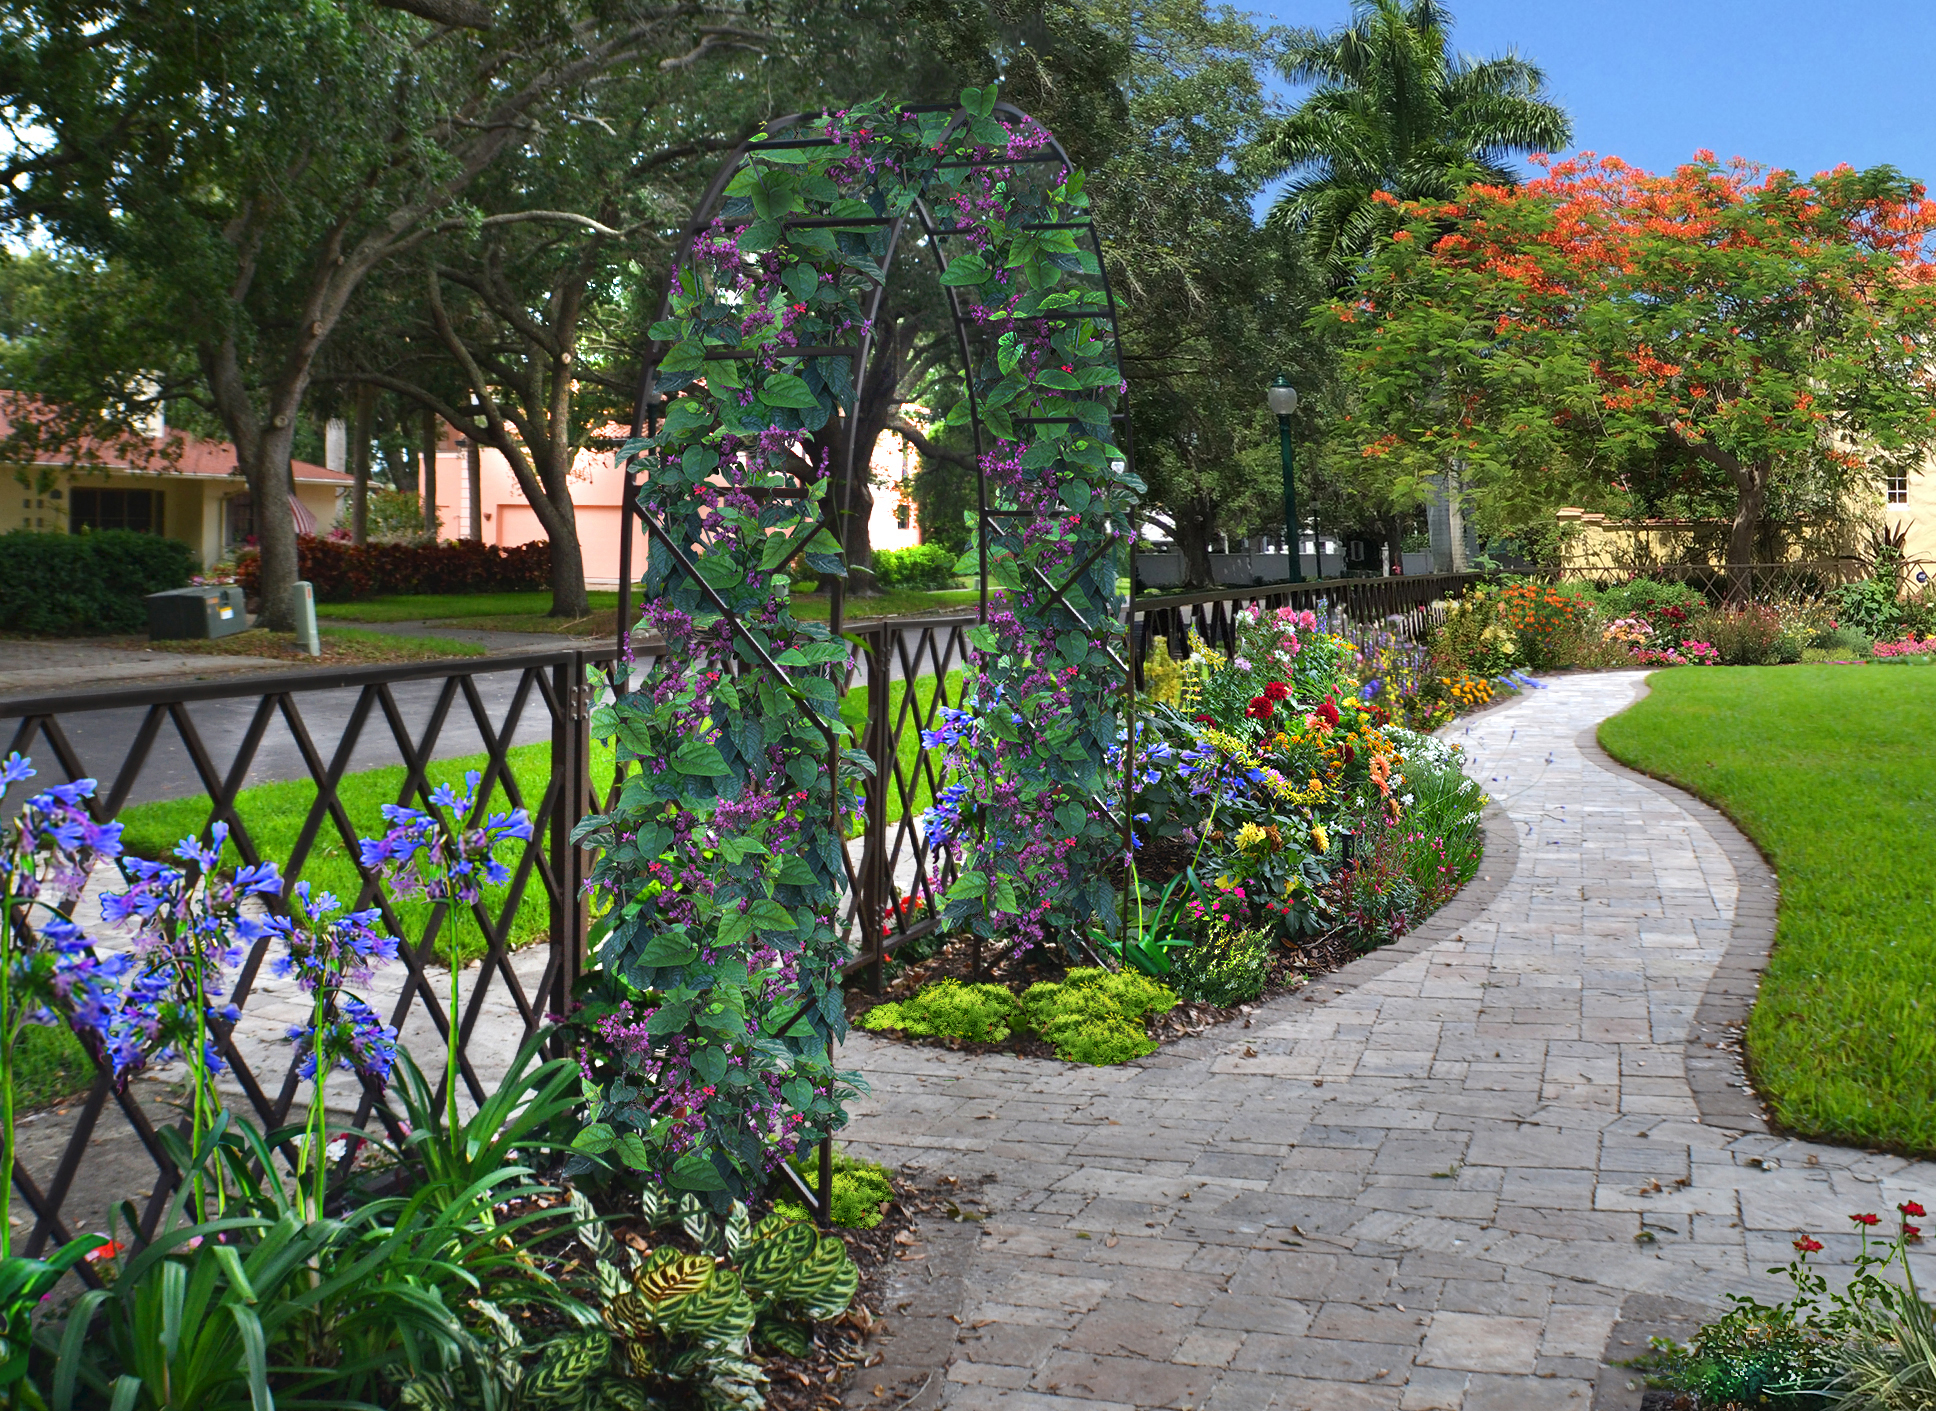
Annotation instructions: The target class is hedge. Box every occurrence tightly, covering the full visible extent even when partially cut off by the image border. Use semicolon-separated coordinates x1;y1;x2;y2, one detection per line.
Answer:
0;530;196;635
237;536;551;602
871;543;956;590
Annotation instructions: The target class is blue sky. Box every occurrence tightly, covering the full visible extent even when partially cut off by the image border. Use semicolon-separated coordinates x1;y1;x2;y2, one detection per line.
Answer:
1250;0;1936;188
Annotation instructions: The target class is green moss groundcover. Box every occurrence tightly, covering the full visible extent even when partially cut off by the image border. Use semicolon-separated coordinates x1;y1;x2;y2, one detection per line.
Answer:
858;969;1178;1066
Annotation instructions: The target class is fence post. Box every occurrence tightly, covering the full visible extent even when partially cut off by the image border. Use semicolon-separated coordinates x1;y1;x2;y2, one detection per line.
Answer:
866;624;891;994
551;651;592;1035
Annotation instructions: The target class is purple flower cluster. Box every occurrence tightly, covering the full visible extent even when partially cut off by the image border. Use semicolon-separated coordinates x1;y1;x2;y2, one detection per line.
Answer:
1;758;130;1048
273;881;400;1092
359;770;533;905
288;993;397;1085
271;881;397;991
98;821;282;1084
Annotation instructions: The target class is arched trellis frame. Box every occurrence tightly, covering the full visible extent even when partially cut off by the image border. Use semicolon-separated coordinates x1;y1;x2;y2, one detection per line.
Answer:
583;88;1140;1205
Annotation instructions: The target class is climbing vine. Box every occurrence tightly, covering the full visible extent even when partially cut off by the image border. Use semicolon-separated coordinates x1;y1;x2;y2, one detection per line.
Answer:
576;87;1136;1201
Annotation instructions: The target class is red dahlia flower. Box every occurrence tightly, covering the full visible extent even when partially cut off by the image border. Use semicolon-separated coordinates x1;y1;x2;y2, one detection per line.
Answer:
1245;696;1274;720
1263;680;1291;702
1316;697;1340;728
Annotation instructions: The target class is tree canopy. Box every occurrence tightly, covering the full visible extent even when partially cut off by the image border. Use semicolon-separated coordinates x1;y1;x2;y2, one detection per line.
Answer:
1327;153;1936;586
1250;0;1571;286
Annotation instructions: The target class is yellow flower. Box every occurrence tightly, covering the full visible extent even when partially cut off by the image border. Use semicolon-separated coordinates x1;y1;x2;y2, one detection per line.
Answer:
1310;824;1329;854
1234;822;1270;853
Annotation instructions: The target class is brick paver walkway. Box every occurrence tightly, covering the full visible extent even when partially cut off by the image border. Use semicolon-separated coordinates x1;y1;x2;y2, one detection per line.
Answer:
842;671;1936;1411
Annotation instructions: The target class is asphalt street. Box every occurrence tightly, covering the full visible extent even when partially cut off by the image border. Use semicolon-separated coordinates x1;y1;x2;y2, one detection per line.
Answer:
3;664;562;809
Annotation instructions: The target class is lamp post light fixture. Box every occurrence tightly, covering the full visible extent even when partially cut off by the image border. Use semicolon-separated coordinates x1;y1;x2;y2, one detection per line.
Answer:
1268;375;1303;583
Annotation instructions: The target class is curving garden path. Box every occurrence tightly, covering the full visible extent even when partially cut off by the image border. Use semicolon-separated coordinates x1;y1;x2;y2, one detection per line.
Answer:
839;671;1936;1411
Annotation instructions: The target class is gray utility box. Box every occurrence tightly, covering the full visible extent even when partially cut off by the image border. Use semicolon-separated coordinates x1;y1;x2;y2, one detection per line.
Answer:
146;585;250;640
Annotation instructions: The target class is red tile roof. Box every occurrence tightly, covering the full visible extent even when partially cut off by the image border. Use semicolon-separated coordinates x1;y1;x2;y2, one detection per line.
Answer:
0;400;348;486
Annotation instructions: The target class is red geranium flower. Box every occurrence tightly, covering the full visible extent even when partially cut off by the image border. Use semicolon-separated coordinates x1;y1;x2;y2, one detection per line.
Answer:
1852;1212;1882;1226
1907;1224;1923;1241
1262;680;1290;702
1793;1236;1823;1254
1902;1202;1927;1218
1245;696;1274;720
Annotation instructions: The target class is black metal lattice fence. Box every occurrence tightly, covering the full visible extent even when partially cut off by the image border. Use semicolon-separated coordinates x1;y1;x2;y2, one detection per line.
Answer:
0;649;618;1256
1130;571;1490;686
0;575;1497;1251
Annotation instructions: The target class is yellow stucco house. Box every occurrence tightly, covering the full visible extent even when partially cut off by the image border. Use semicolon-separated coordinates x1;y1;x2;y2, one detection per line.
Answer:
2;418;347;568
1553;468;1931;576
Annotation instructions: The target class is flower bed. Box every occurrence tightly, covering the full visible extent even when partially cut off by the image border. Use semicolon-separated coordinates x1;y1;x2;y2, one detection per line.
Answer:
1644;1203;1934;1408
1424;574;1936;678
859;603;1492;1062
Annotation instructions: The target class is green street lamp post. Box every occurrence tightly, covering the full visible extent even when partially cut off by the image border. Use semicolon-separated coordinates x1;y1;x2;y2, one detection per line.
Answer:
1268;375;1303;583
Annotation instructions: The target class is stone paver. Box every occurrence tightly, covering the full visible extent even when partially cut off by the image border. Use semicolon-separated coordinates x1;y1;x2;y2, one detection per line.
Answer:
840;672;1936;1410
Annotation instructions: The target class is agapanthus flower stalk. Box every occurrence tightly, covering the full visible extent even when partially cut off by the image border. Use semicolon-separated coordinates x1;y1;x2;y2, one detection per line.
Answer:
359;769;529;1140
100;820;281;1214
0;755;128;1257
270;881;399;1216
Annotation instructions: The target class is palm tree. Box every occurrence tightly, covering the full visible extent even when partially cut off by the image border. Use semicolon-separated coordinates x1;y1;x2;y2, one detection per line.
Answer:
1252;0;1572;284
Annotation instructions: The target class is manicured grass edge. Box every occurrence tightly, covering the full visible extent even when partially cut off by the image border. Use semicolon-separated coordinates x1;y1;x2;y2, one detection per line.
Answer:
1596;666;1936;1158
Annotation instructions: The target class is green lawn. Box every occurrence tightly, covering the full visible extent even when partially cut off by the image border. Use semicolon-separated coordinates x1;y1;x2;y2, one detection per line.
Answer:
119;742;619;964
839;670;964;828
314;591;622;624
1598;664;1936;1153
315;586;977;630
111;669;962;971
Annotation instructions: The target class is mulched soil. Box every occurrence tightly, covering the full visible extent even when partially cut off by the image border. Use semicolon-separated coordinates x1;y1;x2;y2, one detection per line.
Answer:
845;920;1394;1058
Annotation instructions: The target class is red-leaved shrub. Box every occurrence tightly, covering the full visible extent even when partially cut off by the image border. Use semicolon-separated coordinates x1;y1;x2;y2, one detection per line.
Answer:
237;537;551;602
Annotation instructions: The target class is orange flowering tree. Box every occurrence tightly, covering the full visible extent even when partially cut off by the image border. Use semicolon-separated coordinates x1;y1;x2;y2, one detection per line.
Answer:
1328;153;1936;587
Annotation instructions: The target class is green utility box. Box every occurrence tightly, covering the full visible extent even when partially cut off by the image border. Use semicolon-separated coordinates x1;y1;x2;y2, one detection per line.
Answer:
146;584;250;640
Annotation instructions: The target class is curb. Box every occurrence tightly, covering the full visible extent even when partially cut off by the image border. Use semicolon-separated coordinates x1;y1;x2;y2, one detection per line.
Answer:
1574;712;1780;1136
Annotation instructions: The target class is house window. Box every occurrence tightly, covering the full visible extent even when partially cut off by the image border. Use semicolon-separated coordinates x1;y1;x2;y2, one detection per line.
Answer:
1887;471;1910;505
70;488;161;534
225;494;254;547
894;504;910;530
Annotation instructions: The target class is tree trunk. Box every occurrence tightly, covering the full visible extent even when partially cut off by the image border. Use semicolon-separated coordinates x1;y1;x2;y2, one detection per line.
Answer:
465;437;482;542
548;512;591;618
1727;461;1768;605
1174;496;1217;590
1381;514;1406;575
351;382;376;546
422;408;441;539
202;338;304;631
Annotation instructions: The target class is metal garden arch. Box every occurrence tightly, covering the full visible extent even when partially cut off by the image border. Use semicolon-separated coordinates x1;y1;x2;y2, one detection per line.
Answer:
581;90;1140;1202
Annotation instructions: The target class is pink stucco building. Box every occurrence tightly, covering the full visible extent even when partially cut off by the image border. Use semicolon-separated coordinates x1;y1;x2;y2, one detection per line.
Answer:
418;428;923;587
